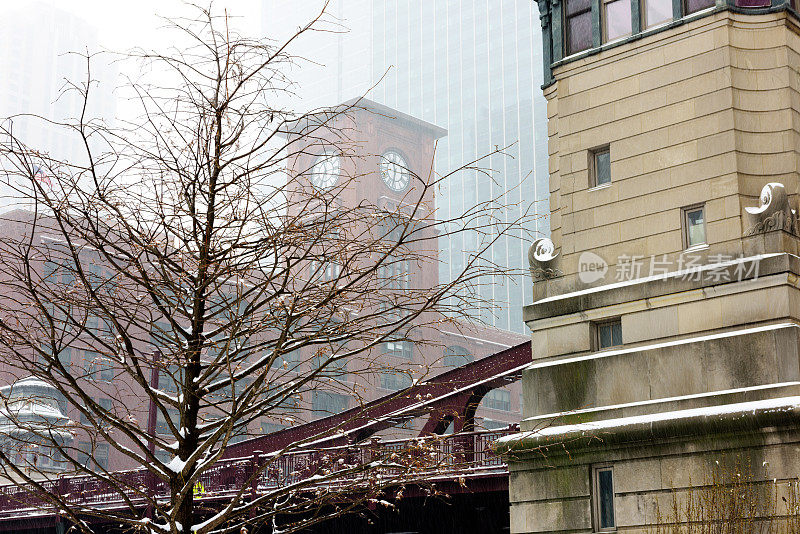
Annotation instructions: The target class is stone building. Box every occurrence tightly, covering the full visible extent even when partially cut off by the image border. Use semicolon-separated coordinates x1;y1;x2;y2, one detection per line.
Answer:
499;0;800;532
0;377;73;480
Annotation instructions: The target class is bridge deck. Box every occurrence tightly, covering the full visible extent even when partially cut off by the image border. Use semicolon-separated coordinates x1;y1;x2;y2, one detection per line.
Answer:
0;342;531;528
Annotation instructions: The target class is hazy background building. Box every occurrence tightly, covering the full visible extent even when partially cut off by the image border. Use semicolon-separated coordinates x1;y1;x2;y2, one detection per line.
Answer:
0;2;117;209
263;0;549;333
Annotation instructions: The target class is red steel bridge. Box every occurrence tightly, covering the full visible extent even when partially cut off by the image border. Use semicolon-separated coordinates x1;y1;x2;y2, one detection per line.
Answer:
0;342;531;533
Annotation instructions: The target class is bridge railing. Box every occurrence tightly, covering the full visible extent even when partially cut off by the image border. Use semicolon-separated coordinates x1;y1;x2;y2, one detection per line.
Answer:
0;429;516;518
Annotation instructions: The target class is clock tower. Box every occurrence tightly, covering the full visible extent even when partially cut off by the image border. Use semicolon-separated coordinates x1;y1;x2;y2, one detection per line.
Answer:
281;99;528;435
285;97;446;291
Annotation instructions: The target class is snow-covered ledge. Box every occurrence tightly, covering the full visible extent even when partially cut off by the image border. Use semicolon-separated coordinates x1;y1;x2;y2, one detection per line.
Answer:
493;396;800;457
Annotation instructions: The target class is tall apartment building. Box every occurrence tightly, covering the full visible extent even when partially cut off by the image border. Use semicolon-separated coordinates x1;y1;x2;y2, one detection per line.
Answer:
262;0;550;333
500;0;800;531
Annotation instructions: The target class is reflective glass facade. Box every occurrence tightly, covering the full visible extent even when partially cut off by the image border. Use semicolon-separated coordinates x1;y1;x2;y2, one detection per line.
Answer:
264;0;550;333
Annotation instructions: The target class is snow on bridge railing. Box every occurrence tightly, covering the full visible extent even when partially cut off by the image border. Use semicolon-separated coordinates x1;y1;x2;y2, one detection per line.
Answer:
0;428;516;520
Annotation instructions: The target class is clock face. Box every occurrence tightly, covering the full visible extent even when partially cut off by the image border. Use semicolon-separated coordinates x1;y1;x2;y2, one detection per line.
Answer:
310;152;340;189
380;151;410;192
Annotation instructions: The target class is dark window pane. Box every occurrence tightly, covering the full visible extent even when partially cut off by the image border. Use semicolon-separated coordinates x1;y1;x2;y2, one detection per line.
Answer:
595;150;611;185
312;391;349;417
685;0;715;14
567;11;593;55
566;0;592;16
599;325;613;348
645;0;673;27
58;348;71;372
736;0;770;6
605;0;632;41
95;443;109;470
611;323;623;346
483;389;512;411
261;422;286;434
444;345;474;367
599;321;622;349
598;469;615;528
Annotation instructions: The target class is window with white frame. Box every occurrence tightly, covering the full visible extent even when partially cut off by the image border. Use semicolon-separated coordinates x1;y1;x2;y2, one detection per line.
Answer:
378;257;410;291
643;0;673;27
590;146;611;187
383;340;413;360
603;0;632;42
682;204;706;248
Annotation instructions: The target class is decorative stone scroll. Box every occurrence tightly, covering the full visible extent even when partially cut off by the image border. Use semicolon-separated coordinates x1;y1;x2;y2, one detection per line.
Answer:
743;183;799;236
528;238;562;280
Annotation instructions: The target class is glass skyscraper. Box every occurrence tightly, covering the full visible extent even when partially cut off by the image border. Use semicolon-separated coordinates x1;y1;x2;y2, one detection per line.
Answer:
264;0;549;333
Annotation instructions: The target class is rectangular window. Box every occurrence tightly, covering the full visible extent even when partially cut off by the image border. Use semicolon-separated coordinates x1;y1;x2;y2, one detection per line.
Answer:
230;424;249;443
312;354;348;378
378;258;410;291
604;0;632;42
261;421;286;434
95;443;109;470
443;346;474;368
312;391;349;418
59;348;72;372
310;260;341;282
592;465;616;531
565;0;593;55
97;398;113;430
155;408;179;435
150;321;171;350
87;314;113;337
159;365;182;393
380;370;412;391
481;418;509;430
76;441;91;468
99;361;114;382
595;319;623;350
482;389;512;411
42;260;57;282
266;386;301;412
644;0;673;28
682;204;707;248
384;340;413;360
684;0;715;14
98;397;112;412
73;442;108;470
84;352;113;382
735;0;769;7
590;146;611;187
80;401;91;425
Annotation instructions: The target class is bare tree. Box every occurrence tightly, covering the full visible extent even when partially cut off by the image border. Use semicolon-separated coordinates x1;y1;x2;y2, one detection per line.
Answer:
0;4;529;534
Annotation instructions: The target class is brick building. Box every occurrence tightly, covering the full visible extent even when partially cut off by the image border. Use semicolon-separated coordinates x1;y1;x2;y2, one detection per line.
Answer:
0;99;526;474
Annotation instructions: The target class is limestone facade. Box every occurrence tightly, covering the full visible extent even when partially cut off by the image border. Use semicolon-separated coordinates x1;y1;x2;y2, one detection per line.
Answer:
501;7;800;534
